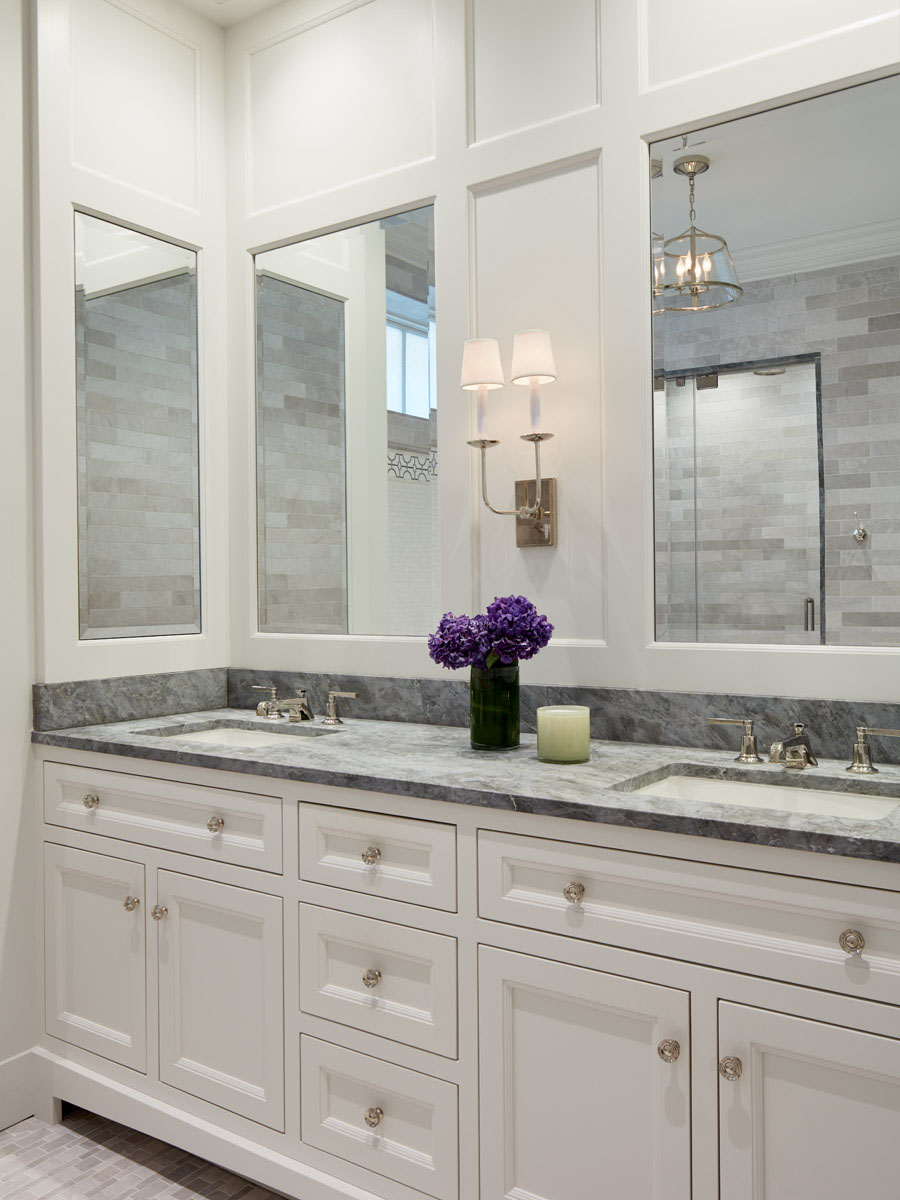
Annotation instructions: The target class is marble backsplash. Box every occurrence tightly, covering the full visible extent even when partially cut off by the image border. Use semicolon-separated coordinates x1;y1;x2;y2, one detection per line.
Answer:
33;665;900;766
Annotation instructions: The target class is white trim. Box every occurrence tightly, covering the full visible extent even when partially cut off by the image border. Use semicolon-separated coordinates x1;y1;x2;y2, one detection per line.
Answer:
734;217;900;282
0;1050;34;1131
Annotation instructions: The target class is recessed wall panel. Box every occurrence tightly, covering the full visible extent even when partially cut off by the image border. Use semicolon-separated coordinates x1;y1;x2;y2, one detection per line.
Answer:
70;0;199;208
645;0;899;88
473;158;602;640
248;0;435;212
470;0;600;143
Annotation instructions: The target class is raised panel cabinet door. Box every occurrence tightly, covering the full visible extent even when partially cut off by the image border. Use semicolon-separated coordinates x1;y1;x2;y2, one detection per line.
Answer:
44;843;146;1071
479;947;691;1200
156;871;284;1130
718;1001;900;1200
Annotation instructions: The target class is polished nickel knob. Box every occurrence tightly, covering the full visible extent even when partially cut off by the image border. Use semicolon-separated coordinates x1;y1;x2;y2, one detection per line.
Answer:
718;1056;743;1082
364;1106;383;1128
362;969;382;989
839;928;866;956
657;1039;680;1063
122;896;140;912
150;904;168;921
562;881;585;905
207;815;225;834
361;846;382;867
82;793;100;809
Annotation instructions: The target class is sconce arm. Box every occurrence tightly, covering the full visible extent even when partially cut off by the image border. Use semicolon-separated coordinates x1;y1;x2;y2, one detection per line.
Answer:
467;435;551;520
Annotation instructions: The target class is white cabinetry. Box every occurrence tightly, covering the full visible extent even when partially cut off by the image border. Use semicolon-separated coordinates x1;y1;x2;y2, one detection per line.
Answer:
479;946;691;1200
157;872;284;1130
717;1002;900;1200
44;843;146;1072
36;751;900;1200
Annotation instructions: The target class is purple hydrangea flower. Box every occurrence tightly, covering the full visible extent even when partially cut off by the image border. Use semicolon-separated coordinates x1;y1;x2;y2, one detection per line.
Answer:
427;596;553;670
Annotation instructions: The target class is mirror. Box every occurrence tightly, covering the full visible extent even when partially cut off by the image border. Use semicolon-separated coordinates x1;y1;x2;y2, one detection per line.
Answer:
650;76;900;646
255;205;438;636
75;213;200;639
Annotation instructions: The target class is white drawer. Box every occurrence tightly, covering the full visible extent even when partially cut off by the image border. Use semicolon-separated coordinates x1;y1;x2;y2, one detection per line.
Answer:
300;1036;458;1200
299;804;456;910
299;904;458;1058
478;830;900;1004
44;761;282;873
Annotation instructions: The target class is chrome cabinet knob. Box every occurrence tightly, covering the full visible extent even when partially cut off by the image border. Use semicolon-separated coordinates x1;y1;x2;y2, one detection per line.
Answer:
657;1039;680;1064
839;928;866;956
122;896;140;912
361;846;382;867
364;1106;383;1128
719;1056;743;1082
151;904;168;922
362;969;382;989
207;815;225;834
82;793;100;809
563;881;585;905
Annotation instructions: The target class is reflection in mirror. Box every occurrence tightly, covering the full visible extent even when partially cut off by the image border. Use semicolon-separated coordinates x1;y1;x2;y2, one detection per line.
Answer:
255;205;438;636
650;76;900;646
75;213;200;639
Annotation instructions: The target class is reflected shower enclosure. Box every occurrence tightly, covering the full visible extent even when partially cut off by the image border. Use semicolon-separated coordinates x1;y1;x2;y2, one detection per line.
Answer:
653;359;824;644
75;213;201;640
254;206;438;637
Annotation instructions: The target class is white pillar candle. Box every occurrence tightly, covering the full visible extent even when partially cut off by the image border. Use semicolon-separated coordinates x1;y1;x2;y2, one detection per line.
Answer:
476;383;488;438
536;705;591;763
528;378;541;433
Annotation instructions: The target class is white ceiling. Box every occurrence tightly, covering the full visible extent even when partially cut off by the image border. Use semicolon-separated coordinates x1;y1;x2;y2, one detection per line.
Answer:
177;0;286;27
651;75;900;279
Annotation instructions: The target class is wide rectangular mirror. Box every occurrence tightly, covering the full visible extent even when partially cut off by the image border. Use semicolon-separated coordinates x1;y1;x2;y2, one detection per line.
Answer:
650;75;900;647
255;205;438;636
75;212;201;639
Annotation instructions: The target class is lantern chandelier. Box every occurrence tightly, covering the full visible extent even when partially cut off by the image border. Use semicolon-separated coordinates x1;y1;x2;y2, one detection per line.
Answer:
653;154;743;313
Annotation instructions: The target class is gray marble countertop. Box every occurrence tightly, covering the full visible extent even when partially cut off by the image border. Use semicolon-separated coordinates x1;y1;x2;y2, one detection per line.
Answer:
32;709;900;863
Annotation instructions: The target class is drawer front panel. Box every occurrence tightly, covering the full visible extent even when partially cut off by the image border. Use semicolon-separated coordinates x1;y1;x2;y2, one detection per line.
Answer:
299;904;458;1057
299;804;456;911
300;1036;458;1200
44;761;282;872
478;830;900;1002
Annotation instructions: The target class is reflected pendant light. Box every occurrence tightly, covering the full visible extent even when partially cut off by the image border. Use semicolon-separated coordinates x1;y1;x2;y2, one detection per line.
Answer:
658;155;743;313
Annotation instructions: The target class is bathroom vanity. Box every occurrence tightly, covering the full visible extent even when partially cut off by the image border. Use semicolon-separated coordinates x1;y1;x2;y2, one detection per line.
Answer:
32;712;900;1200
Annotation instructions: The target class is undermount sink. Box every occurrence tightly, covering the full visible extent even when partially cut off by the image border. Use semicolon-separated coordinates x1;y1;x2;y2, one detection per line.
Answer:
155;721;335;749
633;772;899;821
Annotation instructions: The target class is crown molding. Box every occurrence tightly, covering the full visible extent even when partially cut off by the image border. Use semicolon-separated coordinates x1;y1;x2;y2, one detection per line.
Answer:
733;217;900;282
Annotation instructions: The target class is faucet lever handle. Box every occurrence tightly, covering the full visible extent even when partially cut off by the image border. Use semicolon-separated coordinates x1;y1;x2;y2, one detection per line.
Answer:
708;717;762;765
323;690;357;726
252;684;278;699
848;726;900;775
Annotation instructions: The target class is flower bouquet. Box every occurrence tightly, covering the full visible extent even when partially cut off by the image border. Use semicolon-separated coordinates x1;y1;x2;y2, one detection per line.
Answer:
428;595;553;750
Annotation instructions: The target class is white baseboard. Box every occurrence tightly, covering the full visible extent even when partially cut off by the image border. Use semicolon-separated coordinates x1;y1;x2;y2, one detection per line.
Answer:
0;1049;34;1130
32;1048;381;1200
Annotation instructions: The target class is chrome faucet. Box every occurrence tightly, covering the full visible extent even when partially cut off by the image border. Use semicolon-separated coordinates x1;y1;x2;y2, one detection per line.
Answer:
847;726;900;774
770;722;818;769
707;717;762;764
252;683;315;722
252;685;282;720
284;690;314;723
322;690;357;726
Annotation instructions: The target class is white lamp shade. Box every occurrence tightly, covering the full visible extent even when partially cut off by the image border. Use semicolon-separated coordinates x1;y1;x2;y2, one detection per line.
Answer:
511;329;556;385
460;338;504;390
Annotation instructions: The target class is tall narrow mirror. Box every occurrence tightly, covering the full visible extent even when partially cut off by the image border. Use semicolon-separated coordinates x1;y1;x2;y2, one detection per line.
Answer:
75;213;201;639
650;76;900;646
255;205;438;636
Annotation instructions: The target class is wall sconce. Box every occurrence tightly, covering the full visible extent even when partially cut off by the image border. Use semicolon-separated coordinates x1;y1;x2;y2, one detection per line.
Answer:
461;330;558;548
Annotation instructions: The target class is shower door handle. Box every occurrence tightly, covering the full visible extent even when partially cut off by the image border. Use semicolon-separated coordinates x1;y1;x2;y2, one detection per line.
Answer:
804;597;815;632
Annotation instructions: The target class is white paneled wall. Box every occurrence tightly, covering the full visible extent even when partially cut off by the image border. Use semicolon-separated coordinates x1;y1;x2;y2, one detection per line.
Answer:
226;0;900;700
35;0;228;682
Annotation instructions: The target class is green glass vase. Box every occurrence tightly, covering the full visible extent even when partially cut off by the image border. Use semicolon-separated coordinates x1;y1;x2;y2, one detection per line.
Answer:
470;662;520;750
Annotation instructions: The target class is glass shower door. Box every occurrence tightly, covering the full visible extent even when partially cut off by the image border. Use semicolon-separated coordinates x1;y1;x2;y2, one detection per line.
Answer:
654;360;823;644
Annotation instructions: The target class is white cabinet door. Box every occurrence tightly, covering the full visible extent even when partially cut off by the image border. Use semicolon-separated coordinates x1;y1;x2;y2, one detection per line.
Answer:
718;1002;900;1200
44;843;146;1071
156;871;284;1130
479;947;691;1200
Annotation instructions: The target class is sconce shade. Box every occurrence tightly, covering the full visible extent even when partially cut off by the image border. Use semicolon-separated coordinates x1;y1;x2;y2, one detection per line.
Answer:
460;338;505;390
511;329;556;385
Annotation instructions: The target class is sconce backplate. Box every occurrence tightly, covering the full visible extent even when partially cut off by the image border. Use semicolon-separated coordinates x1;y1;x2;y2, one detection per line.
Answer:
515;478;557;548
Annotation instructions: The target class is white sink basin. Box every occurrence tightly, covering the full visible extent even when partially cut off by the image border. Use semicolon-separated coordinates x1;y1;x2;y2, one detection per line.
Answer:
633;773;899;820
164;726;328;749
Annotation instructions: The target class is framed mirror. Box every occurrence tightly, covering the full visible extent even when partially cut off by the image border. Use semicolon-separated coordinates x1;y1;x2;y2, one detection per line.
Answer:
75;212;201;639
254;204;438;636
650;75;900;647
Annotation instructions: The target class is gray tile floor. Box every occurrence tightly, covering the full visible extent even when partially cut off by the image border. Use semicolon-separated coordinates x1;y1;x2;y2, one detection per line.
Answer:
0;1108;287;1199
